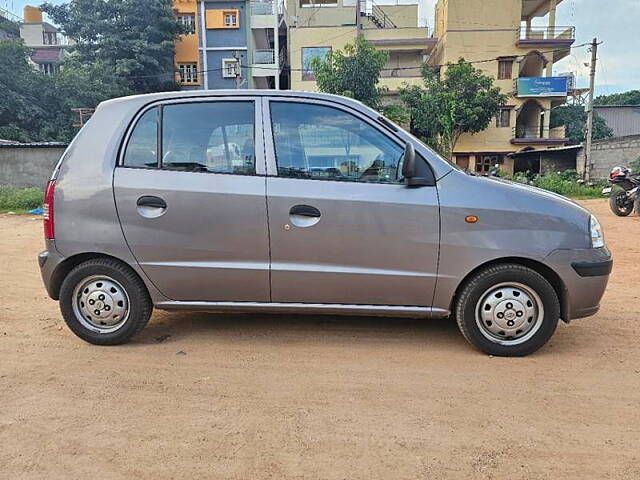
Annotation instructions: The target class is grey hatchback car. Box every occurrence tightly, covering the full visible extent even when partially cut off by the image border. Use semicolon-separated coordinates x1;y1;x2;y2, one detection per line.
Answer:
38;90;612;356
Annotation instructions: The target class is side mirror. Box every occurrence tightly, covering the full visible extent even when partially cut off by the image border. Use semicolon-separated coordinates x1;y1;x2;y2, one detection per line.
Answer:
402;142;431;187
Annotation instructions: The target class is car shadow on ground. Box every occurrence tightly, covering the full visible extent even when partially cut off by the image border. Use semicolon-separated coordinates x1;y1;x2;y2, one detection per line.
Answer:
133;310;468;350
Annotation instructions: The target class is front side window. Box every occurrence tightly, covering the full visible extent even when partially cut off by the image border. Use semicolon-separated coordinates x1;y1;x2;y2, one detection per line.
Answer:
301;47;330;81
162;102;255;175
123;107;159;168
270;102;404;184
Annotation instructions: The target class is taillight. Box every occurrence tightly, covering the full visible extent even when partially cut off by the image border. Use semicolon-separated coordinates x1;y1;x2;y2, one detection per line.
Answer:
43;180;55;239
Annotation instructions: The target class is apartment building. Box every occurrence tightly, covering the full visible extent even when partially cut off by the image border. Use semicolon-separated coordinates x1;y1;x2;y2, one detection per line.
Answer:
429;0;575;174
287;0;435;95
19;6;68;75
173;0;284;89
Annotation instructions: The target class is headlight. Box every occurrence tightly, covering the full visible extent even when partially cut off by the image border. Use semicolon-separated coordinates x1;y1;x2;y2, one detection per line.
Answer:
590;215;604;248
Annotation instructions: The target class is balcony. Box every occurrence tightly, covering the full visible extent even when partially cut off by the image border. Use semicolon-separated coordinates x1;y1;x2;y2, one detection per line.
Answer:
364;27;436;54
251;0;274;15
251;0;276;29
511;126;567;145
517;26;575;61
254;49;275;64
516;76;568;98
252;49;278;77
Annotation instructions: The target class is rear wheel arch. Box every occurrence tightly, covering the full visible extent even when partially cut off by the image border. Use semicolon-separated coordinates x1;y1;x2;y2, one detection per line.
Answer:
49;253;147;301
451;257;568;321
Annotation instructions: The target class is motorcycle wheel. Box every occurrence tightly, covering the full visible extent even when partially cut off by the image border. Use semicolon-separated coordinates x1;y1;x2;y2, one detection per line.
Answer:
610;190;634;216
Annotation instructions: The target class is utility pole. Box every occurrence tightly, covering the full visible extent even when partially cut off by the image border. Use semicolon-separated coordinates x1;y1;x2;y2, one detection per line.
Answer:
355;0;361;32
233;50;241;89
583;37;598;182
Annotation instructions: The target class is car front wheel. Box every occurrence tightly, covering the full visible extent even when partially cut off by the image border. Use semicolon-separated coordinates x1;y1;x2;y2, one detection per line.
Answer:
455;264;560;356
59;258;152;345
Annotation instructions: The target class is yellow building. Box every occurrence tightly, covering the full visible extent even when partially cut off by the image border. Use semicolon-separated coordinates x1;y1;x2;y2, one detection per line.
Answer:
430;0;575;174
287;0;436;96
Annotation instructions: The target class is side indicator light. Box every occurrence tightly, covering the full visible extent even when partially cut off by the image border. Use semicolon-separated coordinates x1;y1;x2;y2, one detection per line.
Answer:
465;215;478;224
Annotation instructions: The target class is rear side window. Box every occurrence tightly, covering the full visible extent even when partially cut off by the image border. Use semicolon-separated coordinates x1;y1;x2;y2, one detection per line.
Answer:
161;102;255;175
123;107;159;168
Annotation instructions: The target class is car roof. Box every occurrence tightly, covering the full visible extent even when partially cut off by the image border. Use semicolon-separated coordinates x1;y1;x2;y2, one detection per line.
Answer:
101;89;374;116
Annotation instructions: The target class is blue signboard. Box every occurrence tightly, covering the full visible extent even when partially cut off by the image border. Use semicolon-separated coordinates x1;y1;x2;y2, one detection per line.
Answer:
517;77;568;97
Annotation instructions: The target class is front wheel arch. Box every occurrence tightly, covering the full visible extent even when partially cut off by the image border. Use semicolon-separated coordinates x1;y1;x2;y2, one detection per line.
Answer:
450;257;568;322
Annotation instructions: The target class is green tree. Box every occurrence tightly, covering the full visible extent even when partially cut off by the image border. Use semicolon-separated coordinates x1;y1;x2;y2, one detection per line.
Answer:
400;59;507;158
0;40;131;142
42;0;184;93
594;90;640;106
0;40;52;142
550;104;612;145
311;35;388;109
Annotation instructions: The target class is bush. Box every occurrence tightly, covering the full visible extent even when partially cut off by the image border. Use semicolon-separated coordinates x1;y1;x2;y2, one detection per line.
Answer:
510;171;605;199
0;187;44;212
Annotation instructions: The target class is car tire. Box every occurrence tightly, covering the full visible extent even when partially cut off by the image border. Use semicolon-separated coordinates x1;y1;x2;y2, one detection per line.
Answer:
454;264;560;357
59;258;152;345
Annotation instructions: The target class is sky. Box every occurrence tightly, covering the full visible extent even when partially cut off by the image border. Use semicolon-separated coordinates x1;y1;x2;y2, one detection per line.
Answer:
3;0;638;95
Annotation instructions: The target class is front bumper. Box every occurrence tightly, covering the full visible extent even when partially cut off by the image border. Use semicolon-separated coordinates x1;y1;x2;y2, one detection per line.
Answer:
544;247;612;321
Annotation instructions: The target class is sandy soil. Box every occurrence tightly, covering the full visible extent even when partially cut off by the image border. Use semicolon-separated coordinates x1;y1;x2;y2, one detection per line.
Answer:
1;199;639;479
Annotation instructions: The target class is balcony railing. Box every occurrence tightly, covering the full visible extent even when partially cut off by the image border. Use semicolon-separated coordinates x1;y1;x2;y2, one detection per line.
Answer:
518;26;575;42
512;126;567;141
251;0;275;15
254;49;275;64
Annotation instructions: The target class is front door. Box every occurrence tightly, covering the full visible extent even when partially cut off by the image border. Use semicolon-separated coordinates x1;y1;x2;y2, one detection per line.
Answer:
264;99;440;306
114;98;270;302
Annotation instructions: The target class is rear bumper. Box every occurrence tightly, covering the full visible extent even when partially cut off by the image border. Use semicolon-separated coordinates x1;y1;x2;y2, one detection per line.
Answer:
544;247;612;321
38;240;66;300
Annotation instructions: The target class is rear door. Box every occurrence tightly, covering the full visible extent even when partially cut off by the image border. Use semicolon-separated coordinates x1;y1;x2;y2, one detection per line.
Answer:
264;98;440;306
114;97;270;302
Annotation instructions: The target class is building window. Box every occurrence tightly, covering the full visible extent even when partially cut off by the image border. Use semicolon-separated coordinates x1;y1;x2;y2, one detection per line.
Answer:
224;11;237;26
455;155;470;169
222;59;240;78
475;154;503;174
39;63;58;75
42;31;58;45
301;46;331;81
496;108;511;128
300;0;338;6
178;63;198;84
497;59;513;80
177;14;196;34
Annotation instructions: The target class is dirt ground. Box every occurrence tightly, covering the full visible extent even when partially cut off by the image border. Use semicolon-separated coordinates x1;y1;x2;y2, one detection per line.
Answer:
1;198;639;479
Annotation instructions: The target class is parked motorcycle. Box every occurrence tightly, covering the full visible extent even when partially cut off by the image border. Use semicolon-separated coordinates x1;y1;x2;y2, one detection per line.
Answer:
602;166;640;216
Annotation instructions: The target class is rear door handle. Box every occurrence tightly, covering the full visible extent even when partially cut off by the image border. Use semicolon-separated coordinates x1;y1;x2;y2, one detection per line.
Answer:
289;205;321;217
137;196;167;209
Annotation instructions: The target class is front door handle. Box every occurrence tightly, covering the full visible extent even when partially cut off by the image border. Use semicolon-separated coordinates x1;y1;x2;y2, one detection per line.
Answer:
137;196;167;209
289;205;321;217
289;204;321;228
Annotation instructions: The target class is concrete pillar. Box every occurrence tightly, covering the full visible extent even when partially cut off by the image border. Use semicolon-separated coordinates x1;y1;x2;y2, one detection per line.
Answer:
525;17;532;39
548;0;557;39
542;108;551;138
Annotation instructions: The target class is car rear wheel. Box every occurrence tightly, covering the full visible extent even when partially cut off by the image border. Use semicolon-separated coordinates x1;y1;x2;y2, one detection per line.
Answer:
455;264;560;356
59;258;152;345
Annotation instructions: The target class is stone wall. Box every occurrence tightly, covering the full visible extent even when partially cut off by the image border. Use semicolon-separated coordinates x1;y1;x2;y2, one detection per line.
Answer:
0;145;67;188
587;134;640;179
